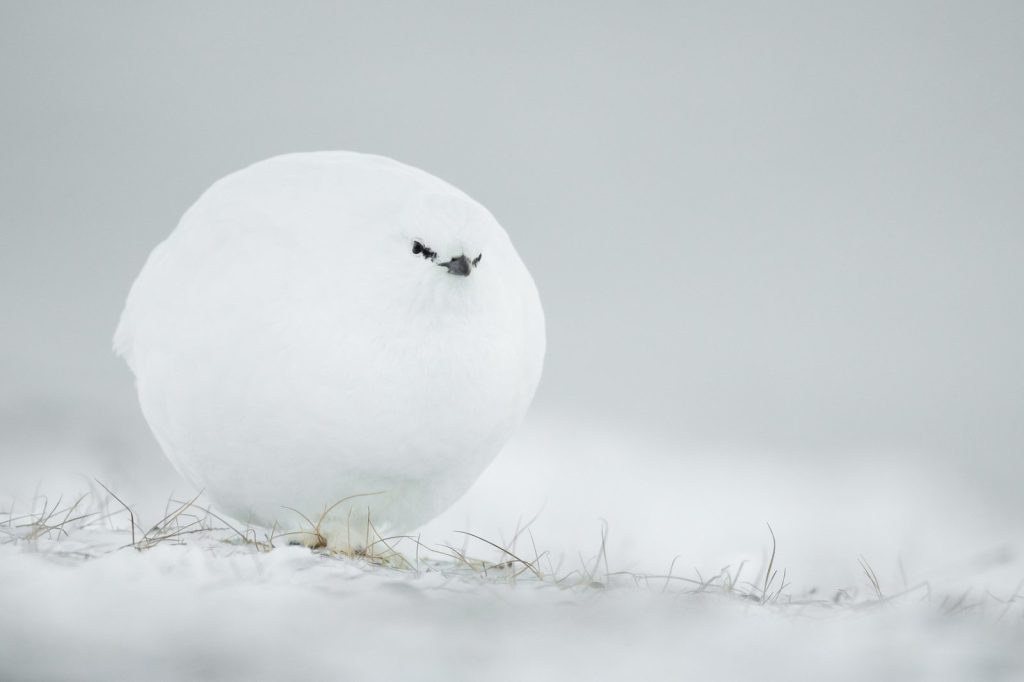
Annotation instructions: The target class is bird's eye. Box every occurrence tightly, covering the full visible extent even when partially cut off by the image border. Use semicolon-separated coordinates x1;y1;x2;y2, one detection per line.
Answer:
412;241;436;260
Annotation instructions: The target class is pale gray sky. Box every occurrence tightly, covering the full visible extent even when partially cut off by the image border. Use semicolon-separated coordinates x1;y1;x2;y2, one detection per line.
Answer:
2;2;1022;488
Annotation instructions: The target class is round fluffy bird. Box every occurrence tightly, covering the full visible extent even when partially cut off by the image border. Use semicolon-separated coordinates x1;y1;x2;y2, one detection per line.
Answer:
115;152;545;550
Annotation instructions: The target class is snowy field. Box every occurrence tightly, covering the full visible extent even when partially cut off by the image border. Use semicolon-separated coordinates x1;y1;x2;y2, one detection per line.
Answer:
2;417;1021;681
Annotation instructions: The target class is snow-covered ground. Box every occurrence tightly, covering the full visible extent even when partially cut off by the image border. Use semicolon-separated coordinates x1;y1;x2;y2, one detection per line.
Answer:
2;416;1021;680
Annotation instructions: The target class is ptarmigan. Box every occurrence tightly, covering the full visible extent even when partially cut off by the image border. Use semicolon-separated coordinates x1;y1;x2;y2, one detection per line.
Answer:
115;152;545;549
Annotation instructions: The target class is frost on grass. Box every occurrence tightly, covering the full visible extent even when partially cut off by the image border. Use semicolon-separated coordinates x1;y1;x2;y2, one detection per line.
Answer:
1;486;1022;681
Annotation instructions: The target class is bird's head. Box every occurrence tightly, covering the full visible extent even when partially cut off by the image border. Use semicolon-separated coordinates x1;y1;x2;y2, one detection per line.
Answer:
399;192;495;284
411;239;482;277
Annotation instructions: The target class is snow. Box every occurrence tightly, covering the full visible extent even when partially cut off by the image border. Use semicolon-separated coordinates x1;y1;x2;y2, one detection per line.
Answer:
2;416;1022;681
1;534;1020;681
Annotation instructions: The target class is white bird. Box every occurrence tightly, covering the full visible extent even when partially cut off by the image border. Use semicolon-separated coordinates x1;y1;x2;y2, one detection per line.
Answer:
115;151;545;549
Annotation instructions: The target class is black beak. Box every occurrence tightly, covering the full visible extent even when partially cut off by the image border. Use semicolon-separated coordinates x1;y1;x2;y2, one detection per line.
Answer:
440;255;472;277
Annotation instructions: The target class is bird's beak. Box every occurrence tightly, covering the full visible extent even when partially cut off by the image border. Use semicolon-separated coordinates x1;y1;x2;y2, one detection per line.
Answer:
440;255;472;277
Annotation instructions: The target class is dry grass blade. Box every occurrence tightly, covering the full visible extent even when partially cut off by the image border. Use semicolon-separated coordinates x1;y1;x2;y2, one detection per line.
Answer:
281;491;386;550
281;506;325;548
186;502;275;552
858;555;883;600
93;477;144;548
589;519;610;586
93;479;140;546
761;522;778;604
453;530;542;578
134;491;212;550
662;555;681;593
5;494;100;542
